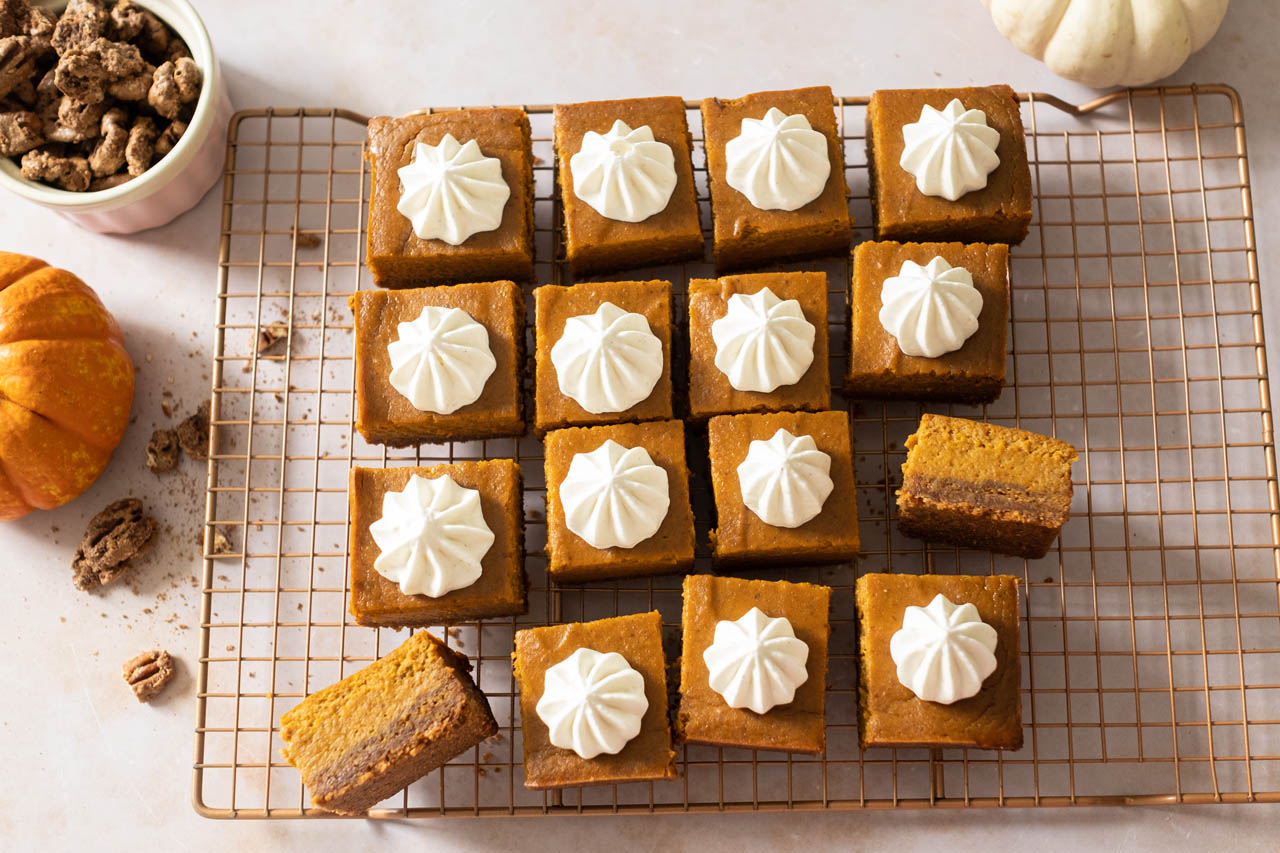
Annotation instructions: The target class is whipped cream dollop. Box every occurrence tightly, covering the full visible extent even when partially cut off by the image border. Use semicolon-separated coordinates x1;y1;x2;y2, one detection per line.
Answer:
736;428;834;528
396;133;511;245
570;120;678;223
703;607;810;714
549;301;663;414
899;99;1001;202
725;107;831;211
559;440;670;550
368;474;494;598
536;647;649;759
386;305;496;414
711;286;816;393
878;256;983;359
890;593;998;705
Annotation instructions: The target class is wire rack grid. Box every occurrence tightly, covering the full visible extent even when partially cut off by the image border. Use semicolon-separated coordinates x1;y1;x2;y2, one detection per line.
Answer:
193;85;1280;818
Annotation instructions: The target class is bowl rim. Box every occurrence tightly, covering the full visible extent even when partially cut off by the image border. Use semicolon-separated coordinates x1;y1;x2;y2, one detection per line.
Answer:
0;0;221;211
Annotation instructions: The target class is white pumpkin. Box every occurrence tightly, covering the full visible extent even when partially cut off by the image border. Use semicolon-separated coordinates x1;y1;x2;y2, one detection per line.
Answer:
981;0;1230;88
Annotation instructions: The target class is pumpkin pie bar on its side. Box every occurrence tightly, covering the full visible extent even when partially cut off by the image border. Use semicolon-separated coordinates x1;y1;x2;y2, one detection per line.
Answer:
280;630;497;814
856;572;1023;750
701;86;852;272
553;96;704;275
867;85;1032;244
513;611;677;789
677;574;831;753
366;108;534;288
897;414;1077;559
349;281;525;447
348;460;526;627
687;271;832;420
707;409;859;566
846;241;1009;403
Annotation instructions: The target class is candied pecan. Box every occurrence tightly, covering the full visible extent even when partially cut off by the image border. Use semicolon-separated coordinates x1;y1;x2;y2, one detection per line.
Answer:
132;6;168;59
0;34;49;100
176;400;210;461
147;57;198;119
49;93;103;142
105;60;150;100
122;649;175;703
51;0;108;53
70;497;158;590
153;116;183;157
0;108;40;155
87;104;125;174
55;36;144;103
20;147;90;190
123;112;151;174
145;426;180;472
88;171;130;191
1;0;53;40
164;38;188;63
108;0;143;41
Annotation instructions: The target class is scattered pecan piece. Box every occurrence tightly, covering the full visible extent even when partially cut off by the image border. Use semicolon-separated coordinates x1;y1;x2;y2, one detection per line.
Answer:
71;497;158;591
87;104;125;174
210;526;233;556
176;400;210;461
122;649;175;703
105;59;149;100
257;321;289;356
0;107;40;155
20;146;89;190
295;230;322;249
145;426;179;473
122;112;152;175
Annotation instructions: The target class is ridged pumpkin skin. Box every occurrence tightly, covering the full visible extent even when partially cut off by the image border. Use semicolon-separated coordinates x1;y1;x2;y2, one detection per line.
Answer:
0;253;135;521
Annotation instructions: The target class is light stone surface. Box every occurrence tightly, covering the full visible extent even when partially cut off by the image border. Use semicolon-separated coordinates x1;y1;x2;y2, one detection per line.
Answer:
1;0;1278;848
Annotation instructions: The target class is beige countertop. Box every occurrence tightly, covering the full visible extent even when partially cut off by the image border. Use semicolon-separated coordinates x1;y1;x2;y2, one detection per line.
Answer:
2;0;1278;848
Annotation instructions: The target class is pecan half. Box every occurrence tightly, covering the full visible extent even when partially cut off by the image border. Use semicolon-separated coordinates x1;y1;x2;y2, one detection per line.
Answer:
71;497;158;590
122;649;174;703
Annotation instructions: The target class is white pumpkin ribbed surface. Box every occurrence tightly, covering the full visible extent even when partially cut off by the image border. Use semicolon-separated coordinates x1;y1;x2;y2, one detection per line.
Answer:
981;0;1230;88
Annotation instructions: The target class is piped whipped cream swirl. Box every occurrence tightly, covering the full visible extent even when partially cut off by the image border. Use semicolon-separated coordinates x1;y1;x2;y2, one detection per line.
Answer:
899;99;1000;202
711;286;816;393
396;133;510;244
703;607;810;714
724;107;831;211
570;119;678;223
890;593;999;704
878;256;983;358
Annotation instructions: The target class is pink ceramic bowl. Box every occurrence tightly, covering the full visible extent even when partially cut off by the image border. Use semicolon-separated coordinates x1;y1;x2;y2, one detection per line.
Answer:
0;0;230;234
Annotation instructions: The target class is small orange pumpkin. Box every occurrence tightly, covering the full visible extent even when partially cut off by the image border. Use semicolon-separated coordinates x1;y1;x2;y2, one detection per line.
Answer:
0;252;135;521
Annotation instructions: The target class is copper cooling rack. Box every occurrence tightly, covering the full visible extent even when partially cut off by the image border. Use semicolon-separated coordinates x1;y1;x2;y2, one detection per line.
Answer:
193;86;1280;818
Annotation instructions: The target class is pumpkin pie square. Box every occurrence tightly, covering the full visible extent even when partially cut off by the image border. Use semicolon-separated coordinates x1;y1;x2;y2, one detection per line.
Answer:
553;96;704;276
845;241;1009;403
701;86;852;272
543;419;695;583
855;572;1023;750
867;86;1032;244
677;574;831;753
706;409;859;566
365;109;534;288
533;280;674;435
513;611;677;789
348;460;526;627
687;271;832;420
349;281;526;447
